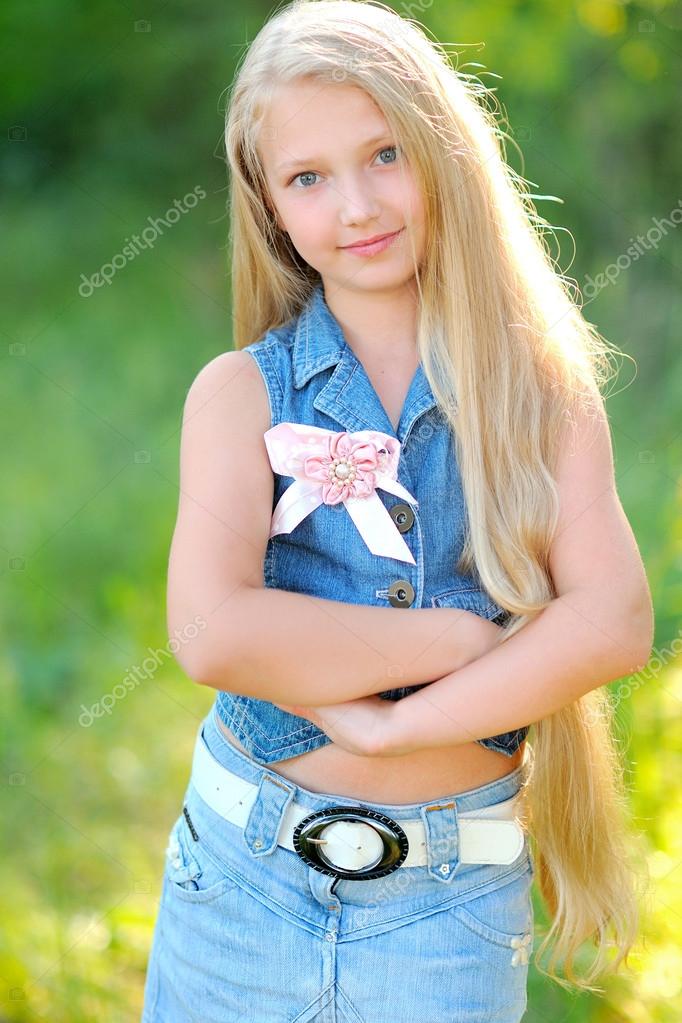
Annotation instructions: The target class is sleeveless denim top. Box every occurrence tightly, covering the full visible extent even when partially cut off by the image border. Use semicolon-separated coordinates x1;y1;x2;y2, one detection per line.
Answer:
213;281;530;762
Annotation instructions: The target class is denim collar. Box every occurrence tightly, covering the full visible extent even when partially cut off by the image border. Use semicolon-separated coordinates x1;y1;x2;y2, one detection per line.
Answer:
291;281;437;443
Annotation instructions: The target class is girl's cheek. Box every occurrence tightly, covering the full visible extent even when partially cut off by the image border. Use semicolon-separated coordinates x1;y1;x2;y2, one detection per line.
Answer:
286;209;327;245
401;183;424;220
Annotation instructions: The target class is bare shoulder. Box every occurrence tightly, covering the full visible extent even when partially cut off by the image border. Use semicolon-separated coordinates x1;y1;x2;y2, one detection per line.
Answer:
548;388;649;611
552;389;615;520
166;349;274;675
178;347;273;531
182;349;270;434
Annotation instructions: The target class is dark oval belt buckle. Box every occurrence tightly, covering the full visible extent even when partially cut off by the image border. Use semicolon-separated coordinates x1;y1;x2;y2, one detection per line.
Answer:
293;805;409;881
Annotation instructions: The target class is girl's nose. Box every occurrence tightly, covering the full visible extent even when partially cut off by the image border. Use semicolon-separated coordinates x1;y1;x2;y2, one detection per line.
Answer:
337;183;382;225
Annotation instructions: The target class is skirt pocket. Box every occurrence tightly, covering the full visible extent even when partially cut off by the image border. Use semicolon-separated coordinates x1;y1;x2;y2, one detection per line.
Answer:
452;857;534;962
163;806;241;905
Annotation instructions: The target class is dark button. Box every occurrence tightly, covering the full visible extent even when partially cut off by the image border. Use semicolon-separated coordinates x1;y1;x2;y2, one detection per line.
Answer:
389;502;415;533
387;580;415;608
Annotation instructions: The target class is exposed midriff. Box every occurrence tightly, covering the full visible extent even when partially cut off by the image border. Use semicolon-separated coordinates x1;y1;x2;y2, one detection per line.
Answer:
216;715;525;803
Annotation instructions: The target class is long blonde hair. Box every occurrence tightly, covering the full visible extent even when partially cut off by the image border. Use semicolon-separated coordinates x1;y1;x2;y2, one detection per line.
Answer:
222;0;648;991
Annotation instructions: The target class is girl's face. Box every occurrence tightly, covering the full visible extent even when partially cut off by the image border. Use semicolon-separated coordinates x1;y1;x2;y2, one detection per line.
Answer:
258;78;426;295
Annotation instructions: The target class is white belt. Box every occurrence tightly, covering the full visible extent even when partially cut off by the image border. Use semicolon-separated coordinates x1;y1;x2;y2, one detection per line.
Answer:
190;728;527;871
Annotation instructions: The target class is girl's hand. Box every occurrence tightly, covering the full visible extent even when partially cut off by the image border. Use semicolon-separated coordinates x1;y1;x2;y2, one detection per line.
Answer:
272;695;398;757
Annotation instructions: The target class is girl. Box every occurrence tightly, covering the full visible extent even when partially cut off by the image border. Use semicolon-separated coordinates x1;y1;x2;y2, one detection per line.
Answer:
141;1;653;1019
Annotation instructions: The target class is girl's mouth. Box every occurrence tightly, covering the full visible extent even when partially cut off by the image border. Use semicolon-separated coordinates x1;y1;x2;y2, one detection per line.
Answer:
340;228;404;256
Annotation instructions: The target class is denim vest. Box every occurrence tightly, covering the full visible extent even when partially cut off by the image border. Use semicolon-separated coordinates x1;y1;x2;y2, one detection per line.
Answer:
213;282;529;762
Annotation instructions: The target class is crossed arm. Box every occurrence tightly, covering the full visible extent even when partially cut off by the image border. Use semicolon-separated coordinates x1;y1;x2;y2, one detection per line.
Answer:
377;583;652;757
280;399;654;757
169;354;653;758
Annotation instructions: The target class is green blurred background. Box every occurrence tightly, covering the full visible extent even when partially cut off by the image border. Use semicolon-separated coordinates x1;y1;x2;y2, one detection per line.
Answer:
1;0;681;1019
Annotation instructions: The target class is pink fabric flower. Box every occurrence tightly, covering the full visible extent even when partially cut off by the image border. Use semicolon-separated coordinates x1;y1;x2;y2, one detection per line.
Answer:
304;432;389;504
262;422;419;564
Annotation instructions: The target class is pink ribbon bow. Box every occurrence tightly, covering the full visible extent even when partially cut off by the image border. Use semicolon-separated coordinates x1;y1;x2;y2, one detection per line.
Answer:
263;422;418;565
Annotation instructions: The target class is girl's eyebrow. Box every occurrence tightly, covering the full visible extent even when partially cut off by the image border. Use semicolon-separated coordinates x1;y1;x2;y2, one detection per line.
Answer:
276;132;394;173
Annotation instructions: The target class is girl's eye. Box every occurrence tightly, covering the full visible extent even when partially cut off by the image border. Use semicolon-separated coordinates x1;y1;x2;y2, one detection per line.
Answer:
288;145;399;189
289;170;320;189
376;144;399;167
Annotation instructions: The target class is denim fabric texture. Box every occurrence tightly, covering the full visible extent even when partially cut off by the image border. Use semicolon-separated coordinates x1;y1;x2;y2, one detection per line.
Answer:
214;280;530;760
141;706;535;1022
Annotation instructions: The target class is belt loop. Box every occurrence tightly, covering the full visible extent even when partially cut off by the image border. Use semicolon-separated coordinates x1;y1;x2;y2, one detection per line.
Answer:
419;799;459;883
243;771;297;858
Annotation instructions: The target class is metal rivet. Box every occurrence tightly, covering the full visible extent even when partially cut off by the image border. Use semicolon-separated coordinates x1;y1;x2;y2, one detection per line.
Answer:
389;503;414;533
387;579;415;608
439;863;450;874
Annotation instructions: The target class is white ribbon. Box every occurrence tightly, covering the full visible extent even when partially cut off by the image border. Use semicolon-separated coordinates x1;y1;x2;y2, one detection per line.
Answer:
263;422;418;565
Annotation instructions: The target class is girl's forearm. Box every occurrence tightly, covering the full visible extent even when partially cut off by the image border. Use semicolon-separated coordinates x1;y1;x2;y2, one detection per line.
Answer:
383;588;653;756
189;584;499;705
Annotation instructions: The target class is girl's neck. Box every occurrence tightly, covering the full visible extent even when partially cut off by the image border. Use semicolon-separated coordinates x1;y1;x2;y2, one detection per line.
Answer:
322;280;419;366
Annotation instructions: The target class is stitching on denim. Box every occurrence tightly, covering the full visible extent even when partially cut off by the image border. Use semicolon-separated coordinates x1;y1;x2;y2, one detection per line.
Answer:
244;341;282;428
218;699;332;758
262;342;284;422
430;586;504;619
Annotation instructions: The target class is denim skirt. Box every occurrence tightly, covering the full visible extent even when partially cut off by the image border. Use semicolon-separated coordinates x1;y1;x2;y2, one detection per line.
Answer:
141;705;535;1022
